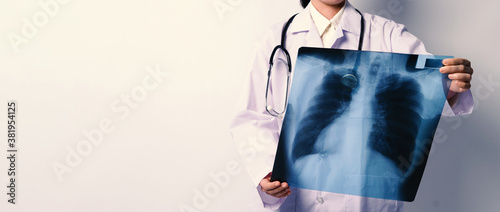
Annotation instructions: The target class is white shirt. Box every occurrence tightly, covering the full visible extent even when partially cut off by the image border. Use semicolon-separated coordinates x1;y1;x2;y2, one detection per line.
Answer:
310;2;345;48
230;1;473;211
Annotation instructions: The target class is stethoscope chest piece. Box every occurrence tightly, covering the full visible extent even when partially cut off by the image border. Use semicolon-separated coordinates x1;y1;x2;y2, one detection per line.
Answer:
341;74;358;89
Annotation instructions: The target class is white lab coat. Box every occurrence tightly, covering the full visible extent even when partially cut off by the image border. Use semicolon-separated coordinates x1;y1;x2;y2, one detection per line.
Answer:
230;1;474;211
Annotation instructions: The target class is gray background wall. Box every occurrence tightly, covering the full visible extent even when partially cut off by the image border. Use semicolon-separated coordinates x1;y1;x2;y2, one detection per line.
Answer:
0;0;498;211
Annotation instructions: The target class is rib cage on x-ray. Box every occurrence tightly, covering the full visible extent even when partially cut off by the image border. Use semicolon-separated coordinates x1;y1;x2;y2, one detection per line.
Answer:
292;72;354;161
271;47;452;201
369;74;423;173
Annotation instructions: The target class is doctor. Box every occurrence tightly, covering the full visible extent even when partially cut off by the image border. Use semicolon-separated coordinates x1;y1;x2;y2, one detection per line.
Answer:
230;0;474;211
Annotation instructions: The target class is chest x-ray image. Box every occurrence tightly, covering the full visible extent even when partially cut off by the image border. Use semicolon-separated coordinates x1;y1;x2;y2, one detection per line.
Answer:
271;47;452;201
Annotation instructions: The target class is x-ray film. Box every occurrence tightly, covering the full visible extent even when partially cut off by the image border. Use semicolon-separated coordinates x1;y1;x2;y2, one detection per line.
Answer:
271;47;452;202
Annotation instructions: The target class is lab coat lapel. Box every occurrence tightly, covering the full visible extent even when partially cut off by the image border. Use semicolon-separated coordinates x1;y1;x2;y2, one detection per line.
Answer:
328;27;345;49
288;4;323;48
329;1;363;49
341;0;362;37
334;1;363;49
305;24;323;48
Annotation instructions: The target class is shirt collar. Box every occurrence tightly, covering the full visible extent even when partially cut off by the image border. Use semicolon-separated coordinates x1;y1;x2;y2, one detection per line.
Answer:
288;0;362;36
309;2;346;36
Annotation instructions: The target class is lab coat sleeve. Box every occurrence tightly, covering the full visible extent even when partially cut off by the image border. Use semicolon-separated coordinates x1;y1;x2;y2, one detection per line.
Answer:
229;26;287;210
388;23;474;116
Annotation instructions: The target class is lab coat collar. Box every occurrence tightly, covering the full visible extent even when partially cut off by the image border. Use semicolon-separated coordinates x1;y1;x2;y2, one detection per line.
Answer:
289;0;362;36
340;0;362;36
288;4;322;47
288;3;314;34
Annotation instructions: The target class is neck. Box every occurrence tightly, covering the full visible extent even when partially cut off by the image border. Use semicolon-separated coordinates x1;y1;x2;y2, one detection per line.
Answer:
311;0;346;20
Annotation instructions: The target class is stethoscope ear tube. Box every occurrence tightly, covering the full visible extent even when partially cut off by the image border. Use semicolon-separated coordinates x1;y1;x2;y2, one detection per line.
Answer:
268;45;293;75
281;14;299;48
355;8;365;51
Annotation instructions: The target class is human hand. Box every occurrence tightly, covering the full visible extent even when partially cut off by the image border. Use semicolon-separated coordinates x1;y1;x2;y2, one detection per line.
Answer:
259;172;291;198
440;58;473;94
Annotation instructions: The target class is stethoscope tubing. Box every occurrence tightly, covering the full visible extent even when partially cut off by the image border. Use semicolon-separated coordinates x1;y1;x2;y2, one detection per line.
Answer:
265;8;365;117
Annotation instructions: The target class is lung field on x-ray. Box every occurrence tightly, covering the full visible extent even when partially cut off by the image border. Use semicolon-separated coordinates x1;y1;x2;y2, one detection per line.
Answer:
292;71;355;161
369;74;423;173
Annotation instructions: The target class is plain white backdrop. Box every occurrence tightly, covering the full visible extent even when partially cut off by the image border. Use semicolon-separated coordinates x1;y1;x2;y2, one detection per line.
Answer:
0;0;498;211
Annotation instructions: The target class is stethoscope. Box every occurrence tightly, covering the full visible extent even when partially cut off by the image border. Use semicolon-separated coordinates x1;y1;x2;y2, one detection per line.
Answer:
265;8;365;117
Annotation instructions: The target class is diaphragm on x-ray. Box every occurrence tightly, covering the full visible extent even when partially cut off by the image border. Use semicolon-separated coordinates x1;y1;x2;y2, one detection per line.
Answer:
271;47;452;202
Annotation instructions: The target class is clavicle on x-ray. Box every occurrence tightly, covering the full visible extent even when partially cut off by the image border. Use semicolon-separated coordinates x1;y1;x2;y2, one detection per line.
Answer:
271;47;452;202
